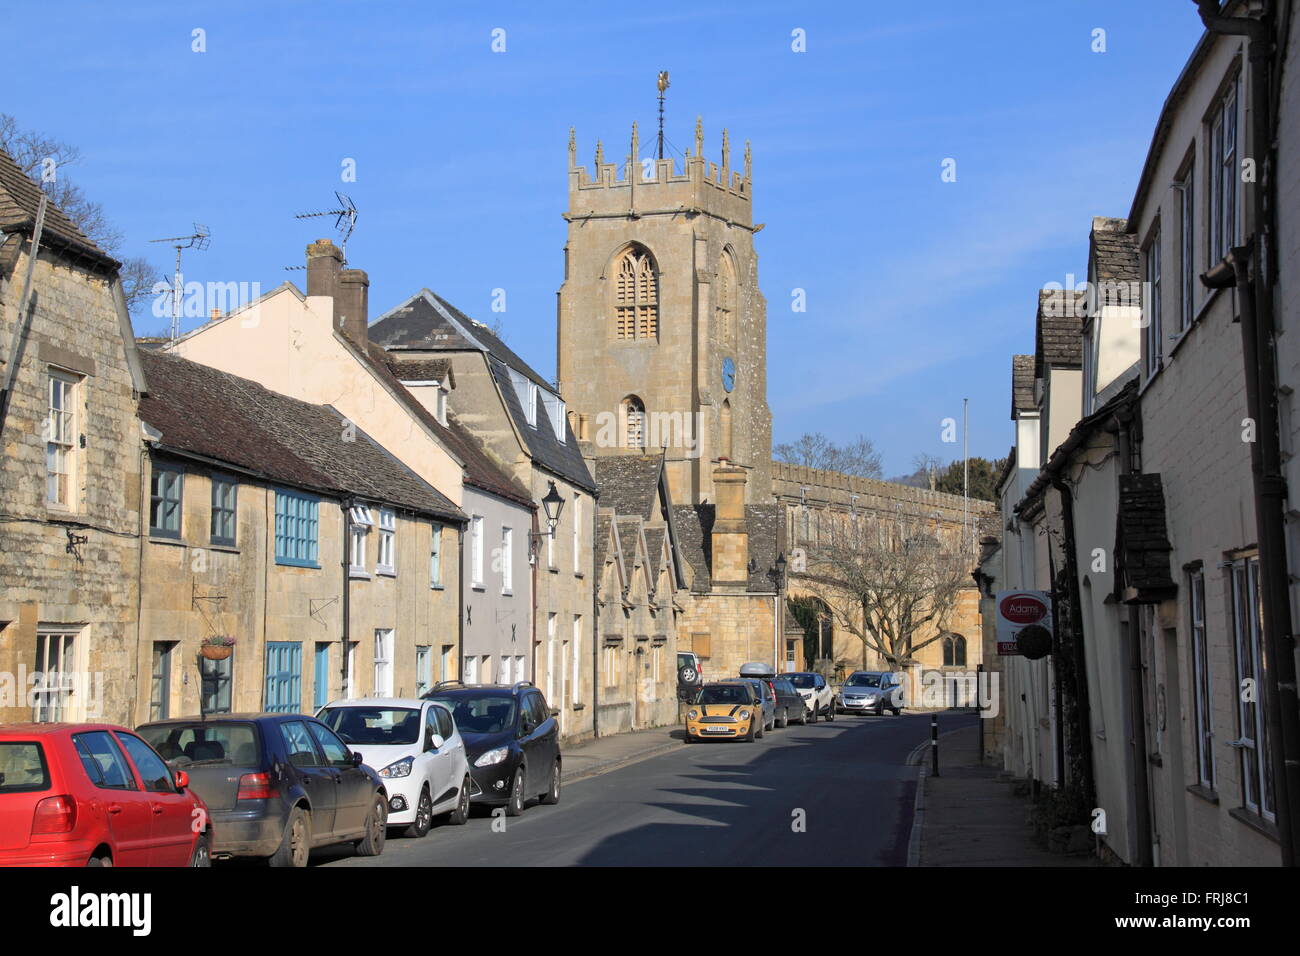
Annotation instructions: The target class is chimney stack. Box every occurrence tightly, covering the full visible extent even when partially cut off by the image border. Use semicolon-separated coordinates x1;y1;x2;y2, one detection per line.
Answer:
306;238;343;299
337;268;370;347
710;464;750;588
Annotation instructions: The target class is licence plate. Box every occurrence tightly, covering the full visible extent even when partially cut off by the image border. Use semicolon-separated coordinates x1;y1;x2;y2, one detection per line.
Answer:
703;726;734;734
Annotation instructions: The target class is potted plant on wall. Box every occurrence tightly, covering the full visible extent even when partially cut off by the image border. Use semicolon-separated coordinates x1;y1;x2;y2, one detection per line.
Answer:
199;635;236;661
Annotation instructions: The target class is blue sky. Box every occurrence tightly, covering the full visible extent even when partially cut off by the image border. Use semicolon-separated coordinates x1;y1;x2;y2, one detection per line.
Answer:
10;1;1206;476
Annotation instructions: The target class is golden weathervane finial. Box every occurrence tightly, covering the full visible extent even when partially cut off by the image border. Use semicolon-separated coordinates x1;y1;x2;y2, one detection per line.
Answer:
657;71;670;93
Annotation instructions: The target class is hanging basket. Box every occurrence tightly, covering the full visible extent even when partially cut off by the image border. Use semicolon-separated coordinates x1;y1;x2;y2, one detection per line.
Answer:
200;643;234;661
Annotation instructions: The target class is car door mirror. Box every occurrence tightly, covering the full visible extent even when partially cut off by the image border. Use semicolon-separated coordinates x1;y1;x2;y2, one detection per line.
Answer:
173;769;189;791
549;707;560;718
350;750;365;768
428;733;445;752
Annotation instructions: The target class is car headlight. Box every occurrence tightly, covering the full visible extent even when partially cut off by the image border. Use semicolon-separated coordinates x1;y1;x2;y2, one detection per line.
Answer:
739;709;751;720
687;709;699;720
475;746;509;768
378;756;413;778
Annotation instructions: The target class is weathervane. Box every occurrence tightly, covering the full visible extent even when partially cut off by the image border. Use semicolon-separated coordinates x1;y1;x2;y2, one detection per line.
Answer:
295;191;358;263
657;71;670;160
149;224;211;345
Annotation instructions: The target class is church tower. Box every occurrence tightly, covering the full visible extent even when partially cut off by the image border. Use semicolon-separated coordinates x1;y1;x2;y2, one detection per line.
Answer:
556;117;773;507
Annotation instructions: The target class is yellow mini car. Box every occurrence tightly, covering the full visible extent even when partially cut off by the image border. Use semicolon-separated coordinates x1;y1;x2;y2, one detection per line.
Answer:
685;682;762;742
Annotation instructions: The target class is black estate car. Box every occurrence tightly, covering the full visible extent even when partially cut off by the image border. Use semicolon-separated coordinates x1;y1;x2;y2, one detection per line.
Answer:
423;681;560;816
136;713;389;866
770;677;811;727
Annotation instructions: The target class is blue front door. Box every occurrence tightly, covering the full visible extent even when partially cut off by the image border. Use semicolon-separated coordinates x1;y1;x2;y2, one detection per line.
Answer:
265;642;302;713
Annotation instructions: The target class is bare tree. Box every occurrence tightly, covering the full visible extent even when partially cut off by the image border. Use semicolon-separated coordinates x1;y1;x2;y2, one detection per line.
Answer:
799;511;971;670
0;113;160;315
774;431;883;479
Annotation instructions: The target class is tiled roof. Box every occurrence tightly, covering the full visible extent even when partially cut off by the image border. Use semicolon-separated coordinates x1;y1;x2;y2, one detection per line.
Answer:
0;146;117;270
616;516;643;577
1090;217;1140;283
370;290;596;493
1117;472;1177;603
1012;354;1035;418
592;456;663;520
1035;288;1085;377
670;503;784;594
387;357;454;388
595;513;616;575
643;526;666;581
137;350;464;522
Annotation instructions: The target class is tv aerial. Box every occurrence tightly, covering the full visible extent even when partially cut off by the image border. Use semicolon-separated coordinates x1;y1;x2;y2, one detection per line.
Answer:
149;223;211;345
295;191;358;263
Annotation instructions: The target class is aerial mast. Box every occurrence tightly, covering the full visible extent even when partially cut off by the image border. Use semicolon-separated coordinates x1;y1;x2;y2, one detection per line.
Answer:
148;224;210;345
656;71;670;160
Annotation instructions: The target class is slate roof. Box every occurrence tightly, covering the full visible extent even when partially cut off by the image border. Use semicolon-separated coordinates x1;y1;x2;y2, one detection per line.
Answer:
137;350;464;522
388;357;455;388
0;147;117;270
1090;217;1140;283
1012;354;1036;418
370;289;596;493
1117;472;1177;603
595;513;616;574
1035;289;1086;378
670;503;784;594
591;456;663;520
643;527;666;581
616;516;644;577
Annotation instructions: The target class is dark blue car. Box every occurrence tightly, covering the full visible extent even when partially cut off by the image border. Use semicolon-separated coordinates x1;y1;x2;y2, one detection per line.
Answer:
423;682;561;816
137;713;388;866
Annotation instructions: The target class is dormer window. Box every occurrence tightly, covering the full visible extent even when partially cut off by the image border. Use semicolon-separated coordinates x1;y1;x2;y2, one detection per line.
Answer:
543;392;567;444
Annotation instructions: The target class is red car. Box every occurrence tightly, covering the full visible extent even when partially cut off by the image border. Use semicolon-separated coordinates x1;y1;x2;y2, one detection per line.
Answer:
0;723;211;867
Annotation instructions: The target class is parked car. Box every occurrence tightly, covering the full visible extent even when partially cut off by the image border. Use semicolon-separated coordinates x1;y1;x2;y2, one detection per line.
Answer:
685;682;763;742
317;698;470;838
770;677;811;727
0;723;211;867
837;671;904;716
423;681;561;816
783;671;836;722
677;651;704;702
137;713;388;866
721;677;776;732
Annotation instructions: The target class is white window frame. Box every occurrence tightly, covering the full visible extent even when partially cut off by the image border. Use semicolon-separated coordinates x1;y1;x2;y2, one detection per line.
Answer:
1210;79;1239;266
415;645;432;697
546;613;557;701
464;654;479;685
46;370;78;509
471;515;484;588
501;525;514;594
1231;556;1274;821
480;655;492;685
33;627;81;722
572;616;582;707
1176;159;1195;332
430;523;443;588
1143;225;1162;379
573;494;582;574
1189;569;1215;789
435;385;448;426
376;508;396;576
373;629;394;697
344;641;358;699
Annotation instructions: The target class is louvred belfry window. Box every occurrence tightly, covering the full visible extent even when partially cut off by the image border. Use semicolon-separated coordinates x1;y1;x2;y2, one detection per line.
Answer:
614;247;658;340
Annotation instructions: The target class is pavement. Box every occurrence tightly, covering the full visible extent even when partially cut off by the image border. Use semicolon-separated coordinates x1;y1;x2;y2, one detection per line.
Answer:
911;722;1100;866
314;709;977;867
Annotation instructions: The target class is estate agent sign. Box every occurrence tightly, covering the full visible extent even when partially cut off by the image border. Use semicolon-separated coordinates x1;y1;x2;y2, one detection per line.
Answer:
995;590;1053;656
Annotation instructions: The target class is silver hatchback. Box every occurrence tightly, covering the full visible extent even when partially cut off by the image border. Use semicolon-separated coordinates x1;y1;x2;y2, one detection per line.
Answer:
837;671;903;716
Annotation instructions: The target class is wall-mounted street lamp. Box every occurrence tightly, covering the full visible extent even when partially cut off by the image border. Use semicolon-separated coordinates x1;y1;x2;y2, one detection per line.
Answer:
529;481;567;559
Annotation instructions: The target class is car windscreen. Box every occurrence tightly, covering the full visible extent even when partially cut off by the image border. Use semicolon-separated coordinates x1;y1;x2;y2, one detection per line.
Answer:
846;674;882;687
0;742;49;793
319;707;422;745
136;722;260;766
695;685;750;705
431;696;517;734
785;673;815;688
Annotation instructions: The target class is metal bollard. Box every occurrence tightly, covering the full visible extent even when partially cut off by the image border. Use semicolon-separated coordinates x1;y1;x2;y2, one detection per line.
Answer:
931;713;939;777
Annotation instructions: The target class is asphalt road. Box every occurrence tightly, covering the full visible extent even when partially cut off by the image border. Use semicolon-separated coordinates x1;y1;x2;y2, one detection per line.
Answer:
311;710;977;867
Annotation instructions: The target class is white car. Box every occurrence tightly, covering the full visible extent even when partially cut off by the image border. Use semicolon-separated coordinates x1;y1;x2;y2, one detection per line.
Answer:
317;697;471;838
782;671;836;722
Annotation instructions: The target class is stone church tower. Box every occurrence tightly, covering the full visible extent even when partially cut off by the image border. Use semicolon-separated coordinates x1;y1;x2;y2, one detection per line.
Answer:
556;117;773;508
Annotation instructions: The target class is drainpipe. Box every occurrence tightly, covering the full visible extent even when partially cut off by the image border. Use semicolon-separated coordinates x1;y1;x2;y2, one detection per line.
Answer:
457;526;465;681
340;499;353;699
1051;474;1097;809
1108;409;1154;867
591;495;600;739
1197;0;1300;867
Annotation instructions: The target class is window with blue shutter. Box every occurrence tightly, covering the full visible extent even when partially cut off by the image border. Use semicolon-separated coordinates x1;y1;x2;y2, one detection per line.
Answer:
274;490;319;567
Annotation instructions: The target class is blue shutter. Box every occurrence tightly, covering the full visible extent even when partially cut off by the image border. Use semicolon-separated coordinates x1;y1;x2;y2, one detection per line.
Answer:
265;642;302;713
314;643;330;711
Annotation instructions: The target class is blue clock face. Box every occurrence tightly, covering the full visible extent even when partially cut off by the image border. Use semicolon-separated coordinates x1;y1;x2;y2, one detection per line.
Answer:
722;357;736;393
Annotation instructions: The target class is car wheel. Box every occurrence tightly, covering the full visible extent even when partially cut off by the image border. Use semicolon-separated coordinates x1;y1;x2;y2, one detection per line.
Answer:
808;704;818;724
540;759;561;805
189;834;212;867
743;719;757;742
355;794;388;857
86;853;112;867
403;786;433;838
447;776;471;825
777;708;788;729
270;807;311;868
826;704;836;722
506;768;526;816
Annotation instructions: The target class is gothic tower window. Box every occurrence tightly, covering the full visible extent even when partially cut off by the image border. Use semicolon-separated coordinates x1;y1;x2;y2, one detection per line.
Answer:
614;245;659;340
622;395;646;448
716;251;737;343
